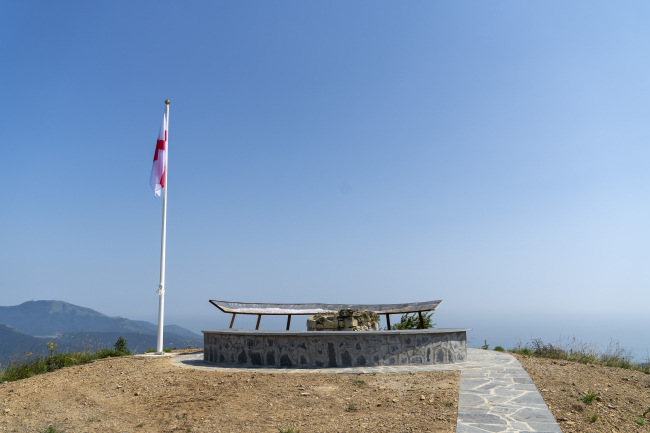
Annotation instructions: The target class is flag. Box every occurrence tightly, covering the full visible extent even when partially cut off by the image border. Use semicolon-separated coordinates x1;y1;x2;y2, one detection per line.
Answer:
149;112;167;198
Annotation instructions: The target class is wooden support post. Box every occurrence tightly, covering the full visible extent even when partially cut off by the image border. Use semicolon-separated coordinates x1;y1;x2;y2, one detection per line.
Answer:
286;314;292;331
229;313;236;328
418;311;425;329
255;314;262;330
385;314;391;330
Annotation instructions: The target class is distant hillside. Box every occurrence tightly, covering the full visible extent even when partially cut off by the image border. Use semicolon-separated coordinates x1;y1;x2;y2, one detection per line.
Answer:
129;320;201;339
0;325;201;364
56;331;200;353
0;300;202;340
0;325;46;360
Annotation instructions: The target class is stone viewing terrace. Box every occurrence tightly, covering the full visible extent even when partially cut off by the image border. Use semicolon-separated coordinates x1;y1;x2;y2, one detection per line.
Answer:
203;328;469;368
205;299;467;369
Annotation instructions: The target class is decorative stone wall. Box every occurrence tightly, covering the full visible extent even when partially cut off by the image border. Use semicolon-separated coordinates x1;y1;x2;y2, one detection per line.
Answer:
306;309;380;331
202;329;469;368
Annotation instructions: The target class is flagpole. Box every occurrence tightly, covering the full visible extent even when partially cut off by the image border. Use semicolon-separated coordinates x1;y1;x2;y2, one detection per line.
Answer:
156;99;170;354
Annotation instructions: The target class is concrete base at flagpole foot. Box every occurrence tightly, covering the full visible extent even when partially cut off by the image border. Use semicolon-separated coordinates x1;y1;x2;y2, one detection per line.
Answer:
202;328;470;369
134;352;178;358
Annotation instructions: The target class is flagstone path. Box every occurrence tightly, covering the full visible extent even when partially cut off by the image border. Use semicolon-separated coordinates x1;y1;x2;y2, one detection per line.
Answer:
454;350;562;433
173;348;562;432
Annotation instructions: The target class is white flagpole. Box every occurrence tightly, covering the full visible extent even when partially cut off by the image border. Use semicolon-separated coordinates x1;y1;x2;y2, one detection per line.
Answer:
156;99;170;354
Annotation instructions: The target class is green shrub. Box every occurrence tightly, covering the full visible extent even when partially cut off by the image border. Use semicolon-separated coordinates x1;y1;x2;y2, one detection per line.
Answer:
388;312;435;330
530;339;568;359
509;345;534;356
588;413;598;422
480;340;489;350
114;336;128;353
507;337;650;374
276;428;300;433
580;391;597;405
37;426;65;433
493;346;505;352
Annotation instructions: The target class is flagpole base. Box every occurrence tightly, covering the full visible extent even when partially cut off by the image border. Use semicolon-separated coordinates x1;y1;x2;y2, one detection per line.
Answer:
156;288;165;353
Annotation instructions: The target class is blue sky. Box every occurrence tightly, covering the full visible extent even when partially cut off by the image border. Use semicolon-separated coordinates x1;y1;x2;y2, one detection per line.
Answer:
1;2;649;356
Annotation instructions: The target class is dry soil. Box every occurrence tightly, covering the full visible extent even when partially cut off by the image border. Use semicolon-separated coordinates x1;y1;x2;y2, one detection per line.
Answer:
513;354;650;433
0;352;459;433
5;350;649;433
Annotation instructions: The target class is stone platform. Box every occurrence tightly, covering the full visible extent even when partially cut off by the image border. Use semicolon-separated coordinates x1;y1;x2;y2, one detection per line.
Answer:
202;328;470;368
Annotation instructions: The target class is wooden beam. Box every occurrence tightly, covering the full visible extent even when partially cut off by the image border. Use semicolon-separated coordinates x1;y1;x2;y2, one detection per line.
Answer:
255;314;262;330
418;311;425;329
229;313;236;328
286;314;292;331
385;314;391;330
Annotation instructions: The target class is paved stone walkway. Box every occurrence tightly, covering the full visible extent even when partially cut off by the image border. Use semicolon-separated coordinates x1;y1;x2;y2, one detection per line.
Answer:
172;349;561;433
455;350;562;433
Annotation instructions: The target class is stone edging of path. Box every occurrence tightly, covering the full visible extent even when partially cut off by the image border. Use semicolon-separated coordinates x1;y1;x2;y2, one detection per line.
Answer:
172;348;561;433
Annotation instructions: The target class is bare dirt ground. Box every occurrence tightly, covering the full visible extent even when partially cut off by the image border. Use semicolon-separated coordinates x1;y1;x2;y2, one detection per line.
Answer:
0;351;459;433
513;354;650;433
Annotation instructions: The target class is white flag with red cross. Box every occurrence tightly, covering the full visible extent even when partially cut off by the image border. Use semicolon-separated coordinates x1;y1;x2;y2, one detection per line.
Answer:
149;112;168;198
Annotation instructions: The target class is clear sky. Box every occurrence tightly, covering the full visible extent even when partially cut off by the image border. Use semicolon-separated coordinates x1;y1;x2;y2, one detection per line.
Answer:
1;2;649;357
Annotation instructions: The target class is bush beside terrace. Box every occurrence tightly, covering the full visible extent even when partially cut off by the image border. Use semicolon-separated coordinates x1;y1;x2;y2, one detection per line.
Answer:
0;337;132;383
488;337;649;374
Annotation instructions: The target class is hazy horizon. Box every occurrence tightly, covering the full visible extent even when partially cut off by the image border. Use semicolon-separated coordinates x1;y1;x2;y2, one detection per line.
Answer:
2;299;647;362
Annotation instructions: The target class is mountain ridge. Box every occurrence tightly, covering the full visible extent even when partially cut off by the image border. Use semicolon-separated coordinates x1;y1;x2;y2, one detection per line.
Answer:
0;300;203;361
0;300;202;340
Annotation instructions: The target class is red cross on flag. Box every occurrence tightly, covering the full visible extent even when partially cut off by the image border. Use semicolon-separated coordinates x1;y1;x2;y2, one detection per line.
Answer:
149;112;168;198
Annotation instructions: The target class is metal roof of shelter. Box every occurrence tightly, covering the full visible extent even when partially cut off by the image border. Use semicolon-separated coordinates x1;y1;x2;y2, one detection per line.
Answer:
209;300;443;315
